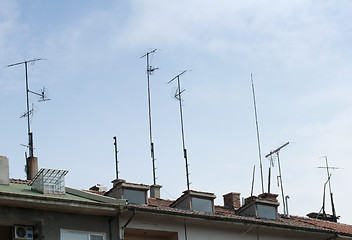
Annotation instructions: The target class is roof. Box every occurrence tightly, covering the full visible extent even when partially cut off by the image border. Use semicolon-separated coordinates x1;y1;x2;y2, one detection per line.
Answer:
292;216;352;235
127;197;352;237
10;178;30;184
1;180;126;216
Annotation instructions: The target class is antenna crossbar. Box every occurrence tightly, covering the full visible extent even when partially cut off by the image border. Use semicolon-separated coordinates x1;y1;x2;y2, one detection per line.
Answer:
168;70;187;84
265;141;290;216
265;142;290;158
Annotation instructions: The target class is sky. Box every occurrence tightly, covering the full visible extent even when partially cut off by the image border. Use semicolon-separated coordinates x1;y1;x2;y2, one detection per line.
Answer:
1;0;352;224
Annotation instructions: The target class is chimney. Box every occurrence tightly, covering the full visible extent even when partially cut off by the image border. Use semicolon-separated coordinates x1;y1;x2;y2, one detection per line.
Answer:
223;192;241;209
150;185;162;198
89;184;107;192
0;156;9;185
26;156;38;180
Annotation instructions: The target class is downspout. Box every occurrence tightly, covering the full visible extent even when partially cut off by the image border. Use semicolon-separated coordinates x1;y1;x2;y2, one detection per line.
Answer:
109;216;114;240
120;208;136;240
123;208;136;229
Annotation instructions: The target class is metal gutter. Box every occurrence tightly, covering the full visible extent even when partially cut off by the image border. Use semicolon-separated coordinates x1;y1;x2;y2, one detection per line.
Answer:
0;191;123;216
128;205;341;236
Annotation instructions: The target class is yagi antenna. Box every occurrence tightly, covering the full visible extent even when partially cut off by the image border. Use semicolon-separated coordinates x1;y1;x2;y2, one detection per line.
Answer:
168;70;191;191
141;49;159;185
6;58;49;158
250;74;264;194
265;141;290;216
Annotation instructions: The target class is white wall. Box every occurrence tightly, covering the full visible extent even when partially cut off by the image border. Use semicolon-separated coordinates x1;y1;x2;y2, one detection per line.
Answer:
120;211;333;240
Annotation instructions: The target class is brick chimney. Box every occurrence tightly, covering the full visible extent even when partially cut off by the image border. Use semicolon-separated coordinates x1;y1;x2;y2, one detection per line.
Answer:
223;192;241;209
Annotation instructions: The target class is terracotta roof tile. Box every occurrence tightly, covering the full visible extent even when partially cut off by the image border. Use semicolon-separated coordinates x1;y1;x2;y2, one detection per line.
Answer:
119;198;352;236
128;202;335;233
292;216;352;235
9;179;30;184
148;198;173;207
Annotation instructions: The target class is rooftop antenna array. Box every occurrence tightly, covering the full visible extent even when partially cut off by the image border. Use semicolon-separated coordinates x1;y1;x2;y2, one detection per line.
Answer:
6;59;49;158
113;136;119;179
265;141;289;216
141;49;159;185
250;74;264;194
168;70;191;191
317;156;339;222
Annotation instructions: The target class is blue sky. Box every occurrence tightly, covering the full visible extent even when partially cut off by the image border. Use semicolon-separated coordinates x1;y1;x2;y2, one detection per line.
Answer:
1;0;352;223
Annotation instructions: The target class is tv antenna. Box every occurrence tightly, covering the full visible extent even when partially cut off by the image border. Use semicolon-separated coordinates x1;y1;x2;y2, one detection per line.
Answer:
141;49;159;185
317;156;339;222
6;58;49;158
113;136;119;179
168;70;191;191
250;74;264;194
265;141;289;216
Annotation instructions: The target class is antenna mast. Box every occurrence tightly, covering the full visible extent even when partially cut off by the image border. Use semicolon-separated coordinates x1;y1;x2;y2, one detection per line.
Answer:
168;70;190;190
265;141;289;216
141;49;159;185
6;59;49;159
113;136;119;179
318;156;338;222
250;74;264;194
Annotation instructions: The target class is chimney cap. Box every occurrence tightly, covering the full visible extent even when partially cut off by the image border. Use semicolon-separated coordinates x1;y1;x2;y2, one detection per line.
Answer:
223;192;240;197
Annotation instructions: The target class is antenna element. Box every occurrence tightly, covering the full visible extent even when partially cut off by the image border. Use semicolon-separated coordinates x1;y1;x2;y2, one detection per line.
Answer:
169;70;191;190
250;74;264;194
317;156;338;222
6;59;49;158
141;49;159;185
265;141;289;216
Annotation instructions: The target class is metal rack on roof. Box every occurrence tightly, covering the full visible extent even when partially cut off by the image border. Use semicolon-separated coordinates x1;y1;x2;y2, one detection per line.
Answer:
29;168;68;195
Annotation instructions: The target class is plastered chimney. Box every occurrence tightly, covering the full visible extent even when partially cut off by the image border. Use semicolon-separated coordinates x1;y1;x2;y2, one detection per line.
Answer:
0;156;9;185
150;185;162;198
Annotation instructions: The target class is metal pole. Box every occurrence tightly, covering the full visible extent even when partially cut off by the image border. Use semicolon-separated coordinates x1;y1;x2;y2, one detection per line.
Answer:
324;156;337;222
251;165;256;196
142;50;158;185
277;152;286;215
147;53;157;185
251;74;264;194
177;76;190;191
113;136;119;179
24;61;34;158
285;195;290;216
